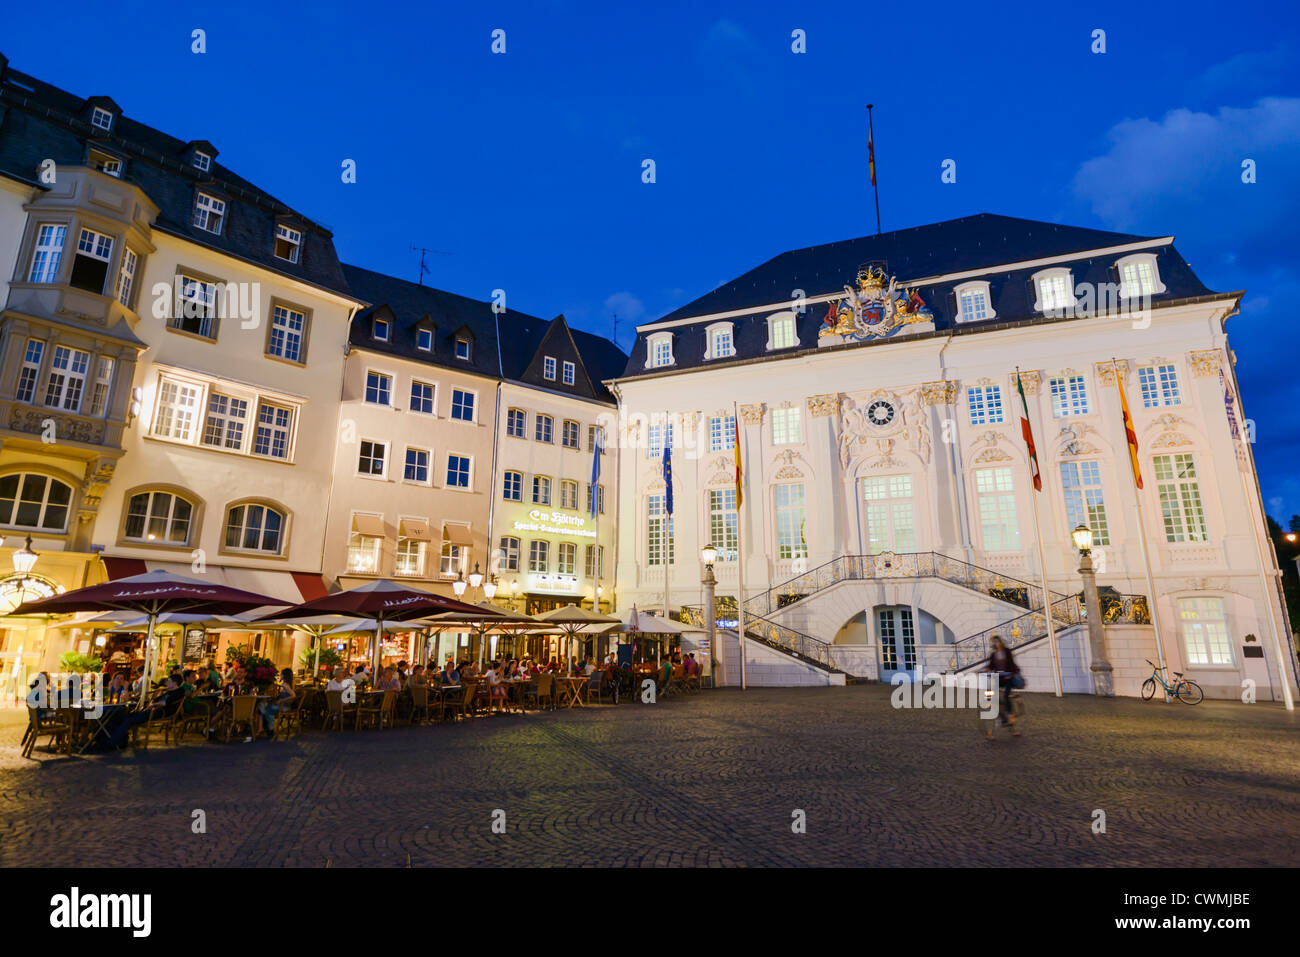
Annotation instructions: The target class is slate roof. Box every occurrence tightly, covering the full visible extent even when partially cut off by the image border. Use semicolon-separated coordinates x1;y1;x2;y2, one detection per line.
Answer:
0;55;352;297
341;264;626;403
622;213;1222;377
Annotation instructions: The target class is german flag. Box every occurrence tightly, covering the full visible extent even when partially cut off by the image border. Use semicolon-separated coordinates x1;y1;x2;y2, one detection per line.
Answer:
733;415;744;508
1116;362;1144;489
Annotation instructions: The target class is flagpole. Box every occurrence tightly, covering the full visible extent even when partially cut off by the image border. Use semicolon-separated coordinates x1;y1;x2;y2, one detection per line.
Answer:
1016;367;1063;696
866;104;881;236
662;412;671;629
734;401;748;690
1113;358;1171;701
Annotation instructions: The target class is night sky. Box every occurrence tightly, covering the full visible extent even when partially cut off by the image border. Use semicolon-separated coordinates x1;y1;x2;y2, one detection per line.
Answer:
5;0;1297;512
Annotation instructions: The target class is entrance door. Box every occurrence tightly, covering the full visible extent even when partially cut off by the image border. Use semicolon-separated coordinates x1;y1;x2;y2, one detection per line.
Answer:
862;475;916;554
877;607;916;681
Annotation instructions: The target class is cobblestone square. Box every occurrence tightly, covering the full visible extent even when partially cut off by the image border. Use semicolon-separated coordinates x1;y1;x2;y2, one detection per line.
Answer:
1;687;1296;867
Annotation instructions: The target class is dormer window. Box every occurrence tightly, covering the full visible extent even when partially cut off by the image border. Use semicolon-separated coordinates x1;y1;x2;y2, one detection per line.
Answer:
90;107;114;132
89;149;122;177
273;224;301;264
647;332;674;369
1032;268;1075;314
455;337;471;360
417;328;433;351
562;360;575;385
543;356;556;380
1117;253;1166;300
766;312;798;350
373;318;390;341
954;280;996;323
193;192;226;235
192;150;211;172
706;322;735;359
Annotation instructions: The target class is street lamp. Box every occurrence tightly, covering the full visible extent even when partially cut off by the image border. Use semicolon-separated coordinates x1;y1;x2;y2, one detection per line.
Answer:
468;562;484;590
701;543;719;687
483;575;497;601
1073;523;1113;696
12;535;38;577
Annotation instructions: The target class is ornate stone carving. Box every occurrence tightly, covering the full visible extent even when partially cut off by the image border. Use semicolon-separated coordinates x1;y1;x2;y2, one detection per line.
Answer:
838;390;930;470
739;403;765;425
9;408;106;445
806;393;840;417
1059;422;1100;457
1094;360;1128;386
77;457;117;526
1012;370;1040;395
771;448;809;479
1188;350;1222;378
919;380;957;406
1152;431;1193;449
974;447;1012;463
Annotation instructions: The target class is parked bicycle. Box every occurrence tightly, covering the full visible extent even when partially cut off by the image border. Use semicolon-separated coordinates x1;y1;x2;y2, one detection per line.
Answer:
1141;659;1204;704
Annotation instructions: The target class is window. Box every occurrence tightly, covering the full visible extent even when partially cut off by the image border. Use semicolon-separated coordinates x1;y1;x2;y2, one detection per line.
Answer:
968;385;1004;426
124;490;194;544
409;380;435;415
1033;269;1074;313
253;402;293;459
502;470;523;502
1180;598;1232;666
173;275;218;338
273;224;301;263
1118;254;1165;299
543;356;556;380
87;357;114;418
90;107;114;131
647;494;674;566
1049;375;1089;417
16;339;45;404
955;281;996;323
558;542;577;575
192;149;211;172
455;337;471;360
451;388;475;422
975;467;1020;551
440;541;467;577
775;484;807;559
584;545;605;579
560;480;579;510
446;454;471;488
224;503;283;554
562;361;575;385
69;228;113;294
396;523;426;577
532;475;552;505
192;193;226;235
365;371;391;406
709;415;736;452
267;305;306;363
562;420;580;449
1138;364;1181;408
1154;453;1208;542
358;440;386;476
43;346;90;412
348;515;384;574
707;323;735;359
89;149;121;177
507;408;527;438
115;247;138;306
1061;461;1110;546
417;328;433;352
709;488;738;562
648;422;673;458
153;379;202;441
373;318;389;341
772;406;802;445
648;334;673;368
498;536;521;572
768;315;797;350
586;483;606;515
535;414;554;443
201;393;248;449
862;475;916;553
404;447;430;484
0;473;72;532
529;540;549;573
28;224;66;283
588;424;605;452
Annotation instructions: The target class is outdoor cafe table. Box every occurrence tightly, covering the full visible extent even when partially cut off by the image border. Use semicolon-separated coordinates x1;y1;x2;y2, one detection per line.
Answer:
554;676;586;708
505;678;535;713
69;702;127;753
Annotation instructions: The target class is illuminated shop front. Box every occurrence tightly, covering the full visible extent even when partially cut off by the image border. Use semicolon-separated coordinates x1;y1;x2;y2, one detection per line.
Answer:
493;503;611;621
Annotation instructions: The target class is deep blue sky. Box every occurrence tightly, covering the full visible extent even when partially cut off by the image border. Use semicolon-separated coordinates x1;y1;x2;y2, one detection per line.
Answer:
5;1;1298;513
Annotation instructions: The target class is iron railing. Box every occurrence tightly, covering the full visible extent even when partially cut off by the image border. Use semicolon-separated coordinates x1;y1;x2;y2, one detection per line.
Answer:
681;603;845;673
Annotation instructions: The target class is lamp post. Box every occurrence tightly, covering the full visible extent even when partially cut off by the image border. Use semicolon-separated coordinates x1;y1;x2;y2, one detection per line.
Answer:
701;543;719;687
13;535;38;579
1072;524;1113;696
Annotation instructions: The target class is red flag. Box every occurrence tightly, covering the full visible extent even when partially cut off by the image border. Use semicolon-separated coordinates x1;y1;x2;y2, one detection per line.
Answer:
868;125;876;187
1015;371;1041;491
1116;366;1144;489
733;415;744;508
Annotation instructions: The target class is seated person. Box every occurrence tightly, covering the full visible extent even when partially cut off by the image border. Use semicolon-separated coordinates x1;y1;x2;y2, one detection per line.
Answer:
258;669;296;736
375;667;401;692
325;666;353;692
406;664;428;689
106;672;128;704
106;676;186;749
440;661;460;686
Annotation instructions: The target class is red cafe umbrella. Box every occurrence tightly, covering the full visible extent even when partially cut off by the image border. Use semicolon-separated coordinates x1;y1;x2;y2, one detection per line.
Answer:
12;569;288;709
256;579;500;673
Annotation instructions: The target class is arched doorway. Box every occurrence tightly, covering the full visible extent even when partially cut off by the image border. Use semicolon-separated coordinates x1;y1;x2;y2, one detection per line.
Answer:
875;605;955;681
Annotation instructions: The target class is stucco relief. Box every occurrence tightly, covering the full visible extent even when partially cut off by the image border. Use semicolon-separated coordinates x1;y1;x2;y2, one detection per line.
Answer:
838;389;930;471
739;403;765;425
1187;350;1222;378
1058;422;1101;457
1094;360;1129;386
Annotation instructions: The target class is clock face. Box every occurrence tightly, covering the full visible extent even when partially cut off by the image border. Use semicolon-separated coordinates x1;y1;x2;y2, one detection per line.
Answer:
867;399;895;426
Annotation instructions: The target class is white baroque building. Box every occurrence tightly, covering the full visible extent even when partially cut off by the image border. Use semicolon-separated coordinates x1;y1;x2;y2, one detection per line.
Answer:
609;214;1299;701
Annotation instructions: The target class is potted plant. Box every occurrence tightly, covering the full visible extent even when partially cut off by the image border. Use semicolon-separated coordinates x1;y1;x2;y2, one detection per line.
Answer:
241;654;278;689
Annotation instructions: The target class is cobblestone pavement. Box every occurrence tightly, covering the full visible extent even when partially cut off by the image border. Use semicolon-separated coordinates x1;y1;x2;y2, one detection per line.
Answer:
0;687;1297;867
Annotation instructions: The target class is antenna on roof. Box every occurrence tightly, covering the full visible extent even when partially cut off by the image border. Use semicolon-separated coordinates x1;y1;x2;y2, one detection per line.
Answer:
409;244;451;286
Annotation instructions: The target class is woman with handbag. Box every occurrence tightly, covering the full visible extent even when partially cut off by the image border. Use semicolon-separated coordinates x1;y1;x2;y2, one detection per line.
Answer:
983;635;1022;734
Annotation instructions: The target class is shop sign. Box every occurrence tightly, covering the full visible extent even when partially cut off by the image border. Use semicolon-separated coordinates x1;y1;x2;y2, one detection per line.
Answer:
512;509;597;539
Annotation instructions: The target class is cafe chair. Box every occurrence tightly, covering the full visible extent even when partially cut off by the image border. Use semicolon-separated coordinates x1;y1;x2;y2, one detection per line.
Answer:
171;700;211;745
357;689;396;730
449;680;477;722
408;686;431;725
22;704;70;758
324;690;357;732
273;697;303;740
223;694;259;743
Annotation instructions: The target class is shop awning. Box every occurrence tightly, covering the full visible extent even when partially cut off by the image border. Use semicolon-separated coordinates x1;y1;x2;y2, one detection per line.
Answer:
402;520;432;541
443;522;473;545
353;514;387;538
292;571;331;601
102;556;148;580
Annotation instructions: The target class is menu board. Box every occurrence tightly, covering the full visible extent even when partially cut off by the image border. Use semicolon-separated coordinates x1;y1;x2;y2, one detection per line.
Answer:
182;628;206;663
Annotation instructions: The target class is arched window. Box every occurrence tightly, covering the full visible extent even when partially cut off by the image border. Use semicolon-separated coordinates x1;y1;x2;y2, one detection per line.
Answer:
0;473;72;532
224;502;285;554
124;490;195;544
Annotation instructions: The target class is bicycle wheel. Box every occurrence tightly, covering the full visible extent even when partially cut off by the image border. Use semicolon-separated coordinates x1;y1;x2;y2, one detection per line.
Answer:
1141;678;1157;700
1176;680;1204;705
